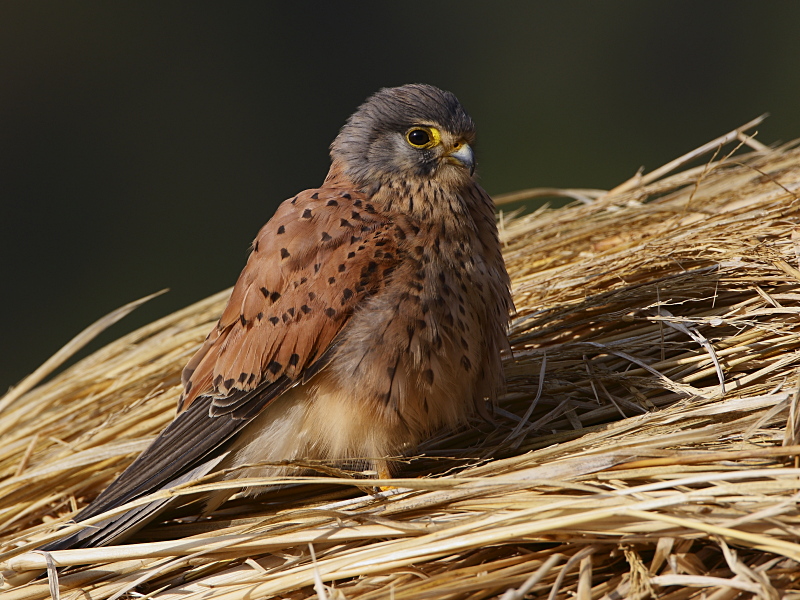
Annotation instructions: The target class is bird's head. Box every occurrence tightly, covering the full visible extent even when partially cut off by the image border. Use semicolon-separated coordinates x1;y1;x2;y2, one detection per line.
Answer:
330;84;477;190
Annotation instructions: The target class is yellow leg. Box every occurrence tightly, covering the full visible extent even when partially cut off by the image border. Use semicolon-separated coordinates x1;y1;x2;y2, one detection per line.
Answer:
375;459;395;491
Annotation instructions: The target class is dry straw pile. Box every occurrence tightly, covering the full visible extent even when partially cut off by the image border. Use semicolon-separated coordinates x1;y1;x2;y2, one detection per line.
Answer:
3;117;800;599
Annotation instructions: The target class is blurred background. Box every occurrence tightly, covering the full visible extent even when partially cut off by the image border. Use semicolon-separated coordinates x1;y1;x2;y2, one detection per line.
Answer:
3;1;800;392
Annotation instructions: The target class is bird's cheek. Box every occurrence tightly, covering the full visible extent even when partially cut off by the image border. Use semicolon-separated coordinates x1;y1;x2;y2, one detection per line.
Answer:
416;159;439;178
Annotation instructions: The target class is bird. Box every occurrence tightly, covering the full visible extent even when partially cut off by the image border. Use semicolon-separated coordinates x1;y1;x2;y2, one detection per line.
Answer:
43;83;513;551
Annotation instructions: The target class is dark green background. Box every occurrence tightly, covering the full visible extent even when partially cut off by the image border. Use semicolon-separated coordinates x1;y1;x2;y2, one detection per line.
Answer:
3;2;800;392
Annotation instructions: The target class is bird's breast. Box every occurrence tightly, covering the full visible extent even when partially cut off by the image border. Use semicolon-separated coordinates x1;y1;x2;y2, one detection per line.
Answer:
325;223;496;442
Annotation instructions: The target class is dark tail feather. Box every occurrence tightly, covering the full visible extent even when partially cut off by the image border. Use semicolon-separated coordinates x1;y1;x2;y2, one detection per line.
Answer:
40;453;227;551
37;378;293;551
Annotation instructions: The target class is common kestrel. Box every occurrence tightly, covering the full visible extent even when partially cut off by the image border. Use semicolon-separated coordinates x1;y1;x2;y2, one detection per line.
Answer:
45;84;513;550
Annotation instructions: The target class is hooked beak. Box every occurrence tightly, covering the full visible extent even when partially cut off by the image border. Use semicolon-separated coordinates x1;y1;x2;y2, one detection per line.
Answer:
446;142;475;176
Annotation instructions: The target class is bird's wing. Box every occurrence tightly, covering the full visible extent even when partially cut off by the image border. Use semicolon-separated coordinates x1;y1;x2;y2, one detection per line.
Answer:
44;186;402;550
179;187;399;414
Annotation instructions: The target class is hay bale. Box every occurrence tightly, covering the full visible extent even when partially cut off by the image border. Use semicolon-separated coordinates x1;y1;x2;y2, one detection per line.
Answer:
3;118;800;598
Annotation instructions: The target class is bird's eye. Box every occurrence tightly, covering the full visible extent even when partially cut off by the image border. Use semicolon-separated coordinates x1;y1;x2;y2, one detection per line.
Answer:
405;127;440;149
407;129;430;147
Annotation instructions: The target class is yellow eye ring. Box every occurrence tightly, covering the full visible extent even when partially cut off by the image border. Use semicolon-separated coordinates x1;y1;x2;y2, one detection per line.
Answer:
405;126;441;149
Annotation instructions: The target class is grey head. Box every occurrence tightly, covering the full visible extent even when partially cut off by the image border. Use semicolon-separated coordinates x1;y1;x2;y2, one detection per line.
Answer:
330;84;478;189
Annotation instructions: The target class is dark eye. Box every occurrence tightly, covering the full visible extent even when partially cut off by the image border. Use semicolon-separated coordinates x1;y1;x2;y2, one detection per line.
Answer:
406;128;431;147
